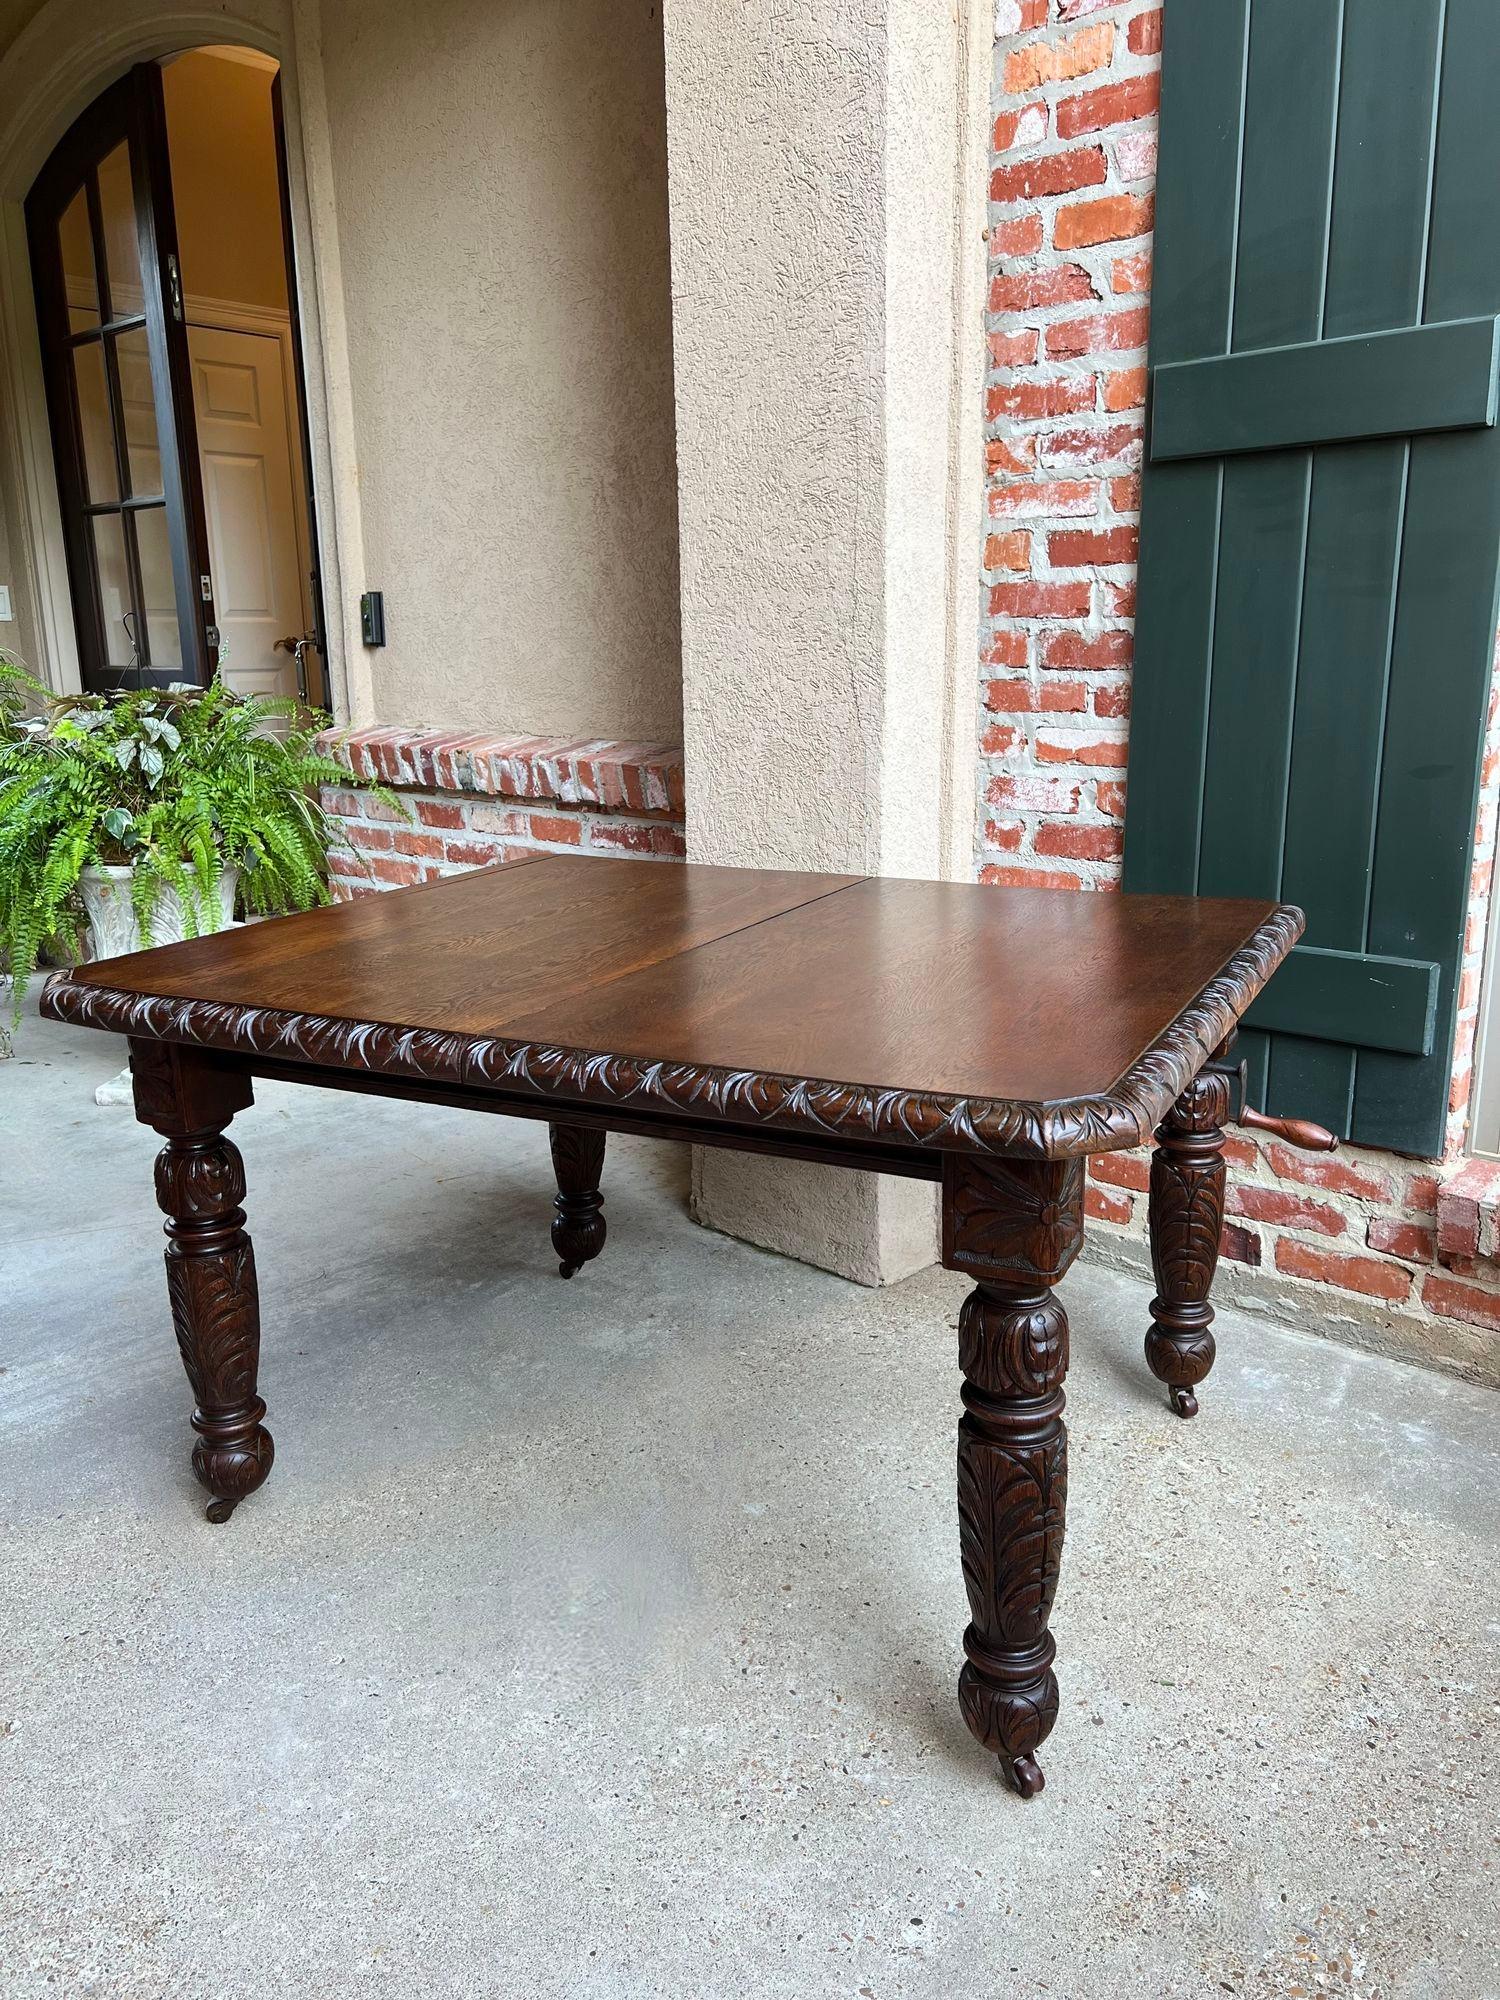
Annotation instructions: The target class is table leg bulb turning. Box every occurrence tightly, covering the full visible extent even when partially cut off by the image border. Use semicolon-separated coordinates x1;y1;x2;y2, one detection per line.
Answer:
549;1123;607;1279
155;1130;272;1522
129;1042;268;1523
957;1279;1068;1798
1146;1068;1231;1419
942;1154;1083;1797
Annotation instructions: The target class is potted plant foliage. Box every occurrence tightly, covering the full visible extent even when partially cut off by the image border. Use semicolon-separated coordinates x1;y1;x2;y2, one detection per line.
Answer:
0;658;377;1024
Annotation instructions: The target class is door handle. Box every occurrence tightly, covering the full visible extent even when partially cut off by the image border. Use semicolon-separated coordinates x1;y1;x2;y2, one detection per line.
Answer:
274;633;317;703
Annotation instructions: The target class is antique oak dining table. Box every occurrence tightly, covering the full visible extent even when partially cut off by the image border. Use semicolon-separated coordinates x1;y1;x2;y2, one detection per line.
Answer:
41;854;1307;1797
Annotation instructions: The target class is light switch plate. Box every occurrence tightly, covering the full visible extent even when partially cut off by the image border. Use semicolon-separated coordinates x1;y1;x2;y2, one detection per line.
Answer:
0;585;12;622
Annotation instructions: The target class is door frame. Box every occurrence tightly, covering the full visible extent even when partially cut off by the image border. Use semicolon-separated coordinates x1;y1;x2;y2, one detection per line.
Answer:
0;4;365;721
1468;876;1500;1160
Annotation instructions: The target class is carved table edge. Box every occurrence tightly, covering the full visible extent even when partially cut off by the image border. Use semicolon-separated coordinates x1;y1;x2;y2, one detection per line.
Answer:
38;906;1301;1162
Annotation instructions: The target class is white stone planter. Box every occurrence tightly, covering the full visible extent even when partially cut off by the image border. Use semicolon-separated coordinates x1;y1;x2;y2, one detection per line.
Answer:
78;862;239;961
80;863;239;1106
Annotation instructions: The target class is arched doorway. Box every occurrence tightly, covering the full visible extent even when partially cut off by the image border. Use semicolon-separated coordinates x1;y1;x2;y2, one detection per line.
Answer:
24;49;323;704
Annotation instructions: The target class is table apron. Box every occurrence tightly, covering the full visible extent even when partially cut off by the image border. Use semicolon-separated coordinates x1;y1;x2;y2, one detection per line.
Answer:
204;1050;946;1182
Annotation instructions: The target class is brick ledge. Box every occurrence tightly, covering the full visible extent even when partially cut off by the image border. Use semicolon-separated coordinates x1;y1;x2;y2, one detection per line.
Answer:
1436;1159;1500;1267
317;726;686;898
319;726;684;819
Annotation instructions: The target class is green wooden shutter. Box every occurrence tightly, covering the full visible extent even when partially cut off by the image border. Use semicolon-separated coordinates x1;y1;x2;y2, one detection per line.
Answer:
1122;0;1500;1155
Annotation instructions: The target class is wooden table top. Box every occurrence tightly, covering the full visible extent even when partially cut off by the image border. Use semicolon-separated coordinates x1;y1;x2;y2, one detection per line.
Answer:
41;856;1302;1160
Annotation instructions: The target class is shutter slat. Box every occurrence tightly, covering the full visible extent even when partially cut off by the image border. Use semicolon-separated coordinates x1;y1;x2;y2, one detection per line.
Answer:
1268;441;1408;1130
1196;454;1309;901
1353;0;1500;1153
1151;318;1500;463
1244;946;1439;1055
1195;0;1335;909
1118;0;1248;896
1263;0;1447;1133
1230;0;1341;351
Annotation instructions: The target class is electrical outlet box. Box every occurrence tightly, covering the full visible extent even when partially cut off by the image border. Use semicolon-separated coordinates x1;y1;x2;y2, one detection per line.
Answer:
360;590;385;647
0;585;12;622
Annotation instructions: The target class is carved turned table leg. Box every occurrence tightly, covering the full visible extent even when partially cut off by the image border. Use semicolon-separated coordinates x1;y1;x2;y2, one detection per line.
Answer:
130;1041;271;1523
942;1154;1084;1797
1146;1067;1232;1418
549;1122;606;1279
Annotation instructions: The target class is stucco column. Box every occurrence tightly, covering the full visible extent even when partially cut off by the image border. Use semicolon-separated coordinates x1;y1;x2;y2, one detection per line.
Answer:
662;0;990;1283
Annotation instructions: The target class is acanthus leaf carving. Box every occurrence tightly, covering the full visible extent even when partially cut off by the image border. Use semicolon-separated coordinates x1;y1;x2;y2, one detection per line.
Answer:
40;904;1302;1162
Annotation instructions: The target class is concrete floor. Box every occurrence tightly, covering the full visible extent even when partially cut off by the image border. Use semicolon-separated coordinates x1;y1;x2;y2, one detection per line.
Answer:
3;998;1499;2000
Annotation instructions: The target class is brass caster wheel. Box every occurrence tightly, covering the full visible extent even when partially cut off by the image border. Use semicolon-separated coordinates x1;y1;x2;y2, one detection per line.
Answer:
205;1496;241;1524
558;1261;578;1280
1007;1754;1045;1799
1169;1385;1199;1420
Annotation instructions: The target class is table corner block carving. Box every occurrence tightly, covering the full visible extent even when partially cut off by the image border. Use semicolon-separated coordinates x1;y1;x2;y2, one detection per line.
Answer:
549;1122;607;1278
941;1153;1084;1800
1145;1065;1233;1420
130;1038;272;1524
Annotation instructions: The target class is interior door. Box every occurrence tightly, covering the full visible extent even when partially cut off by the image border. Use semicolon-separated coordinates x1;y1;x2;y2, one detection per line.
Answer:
26;64;218;691
187;323;312;703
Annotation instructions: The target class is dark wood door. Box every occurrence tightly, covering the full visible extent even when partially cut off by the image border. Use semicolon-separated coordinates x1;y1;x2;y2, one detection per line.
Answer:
26;64;217;692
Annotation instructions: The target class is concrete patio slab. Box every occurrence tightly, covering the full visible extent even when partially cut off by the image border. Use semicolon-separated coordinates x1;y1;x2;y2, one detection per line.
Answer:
3;997;1498;1999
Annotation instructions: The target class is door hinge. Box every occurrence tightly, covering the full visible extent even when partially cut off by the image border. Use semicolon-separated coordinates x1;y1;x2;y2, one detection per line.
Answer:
166;252;183;323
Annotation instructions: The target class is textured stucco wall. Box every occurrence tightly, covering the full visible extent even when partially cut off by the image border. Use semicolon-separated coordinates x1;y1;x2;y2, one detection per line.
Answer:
663;0;988;1284
318;0;681;740
0;0;45;62
665;0;885;876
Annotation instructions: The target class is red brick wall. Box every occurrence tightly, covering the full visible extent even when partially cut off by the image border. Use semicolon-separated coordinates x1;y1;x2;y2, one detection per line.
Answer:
983;0;1500;1371
318;731;685;897
981;0;1156;891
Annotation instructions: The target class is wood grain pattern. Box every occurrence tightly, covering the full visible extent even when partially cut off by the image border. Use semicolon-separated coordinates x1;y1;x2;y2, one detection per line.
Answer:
55;857;859;1027
40;862;1302;1162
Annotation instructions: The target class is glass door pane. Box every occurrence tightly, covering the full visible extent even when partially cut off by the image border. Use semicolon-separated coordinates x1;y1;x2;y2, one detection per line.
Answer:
134;507;182;671
114;324;162;497
70;341;118;502
57;185;99;332
26;64;214;691
95;140;145;322
90;513;136;669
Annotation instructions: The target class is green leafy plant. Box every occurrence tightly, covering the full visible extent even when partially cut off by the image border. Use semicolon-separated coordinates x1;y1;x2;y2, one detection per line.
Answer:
0;657;395;1018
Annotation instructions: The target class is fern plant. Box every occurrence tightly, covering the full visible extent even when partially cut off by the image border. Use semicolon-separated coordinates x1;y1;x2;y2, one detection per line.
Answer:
0;658;393;1018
